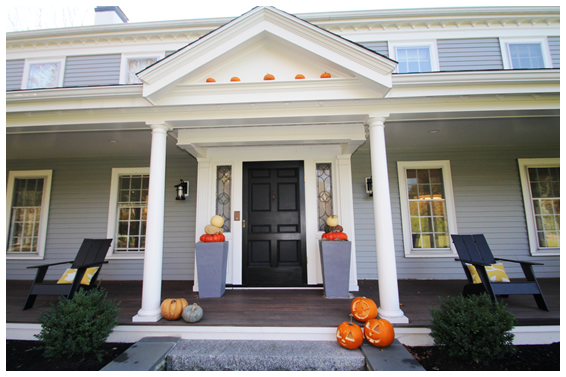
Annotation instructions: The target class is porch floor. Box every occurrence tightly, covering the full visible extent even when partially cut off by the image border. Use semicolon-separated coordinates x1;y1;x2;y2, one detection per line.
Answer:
6;278;559;328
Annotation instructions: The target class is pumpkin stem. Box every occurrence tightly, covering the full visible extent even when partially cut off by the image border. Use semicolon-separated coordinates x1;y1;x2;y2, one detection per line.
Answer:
349;313;353;325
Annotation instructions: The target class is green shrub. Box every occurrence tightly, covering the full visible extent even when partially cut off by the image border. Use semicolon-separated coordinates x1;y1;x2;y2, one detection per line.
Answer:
35;287;120;361
429;293;516;364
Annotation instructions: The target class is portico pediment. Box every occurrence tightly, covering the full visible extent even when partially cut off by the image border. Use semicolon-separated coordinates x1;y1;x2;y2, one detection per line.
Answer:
137;6;397;106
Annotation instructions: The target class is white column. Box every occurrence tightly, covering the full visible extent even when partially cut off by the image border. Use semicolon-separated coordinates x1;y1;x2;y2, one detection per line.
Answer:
367;117;408;324
133;124;170;322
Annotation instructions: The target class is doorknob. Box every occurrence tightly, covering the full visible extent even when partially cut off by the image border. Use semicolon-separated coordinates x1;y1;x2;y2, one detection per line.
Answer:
242;219;246;228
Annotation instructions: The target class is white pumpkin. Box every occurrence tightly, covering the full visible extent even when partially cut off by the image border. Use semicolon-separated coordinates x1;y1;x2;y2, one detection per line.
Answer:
210;215;225;228
182;303;204;323
326;215;339;227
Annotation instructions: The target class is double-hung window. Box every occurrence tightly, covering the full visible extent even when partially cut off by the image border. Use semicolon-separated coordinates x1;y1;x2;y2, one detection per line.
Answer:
389;41;438;73
397;161;458;257
21;58;65;89
6;170;53;259
518;158;560;255
107;168;150;257
500;38;551;69
120;53;163;84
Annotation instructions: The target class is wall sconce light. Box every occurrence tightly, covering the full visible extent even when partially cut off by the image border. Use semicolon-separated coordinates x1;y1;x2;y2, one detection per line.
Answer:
365;177;373;197
175;179;188;200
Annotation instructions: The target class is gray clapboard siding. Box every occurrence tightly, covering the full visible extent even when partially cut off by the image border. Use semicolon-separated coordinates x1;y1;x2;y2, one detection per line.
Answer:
6;153;198;281
360;41;389;57
548;36;560;68
6;60;24;90
351;141;560;280
437;38;504;71
63;54;121;87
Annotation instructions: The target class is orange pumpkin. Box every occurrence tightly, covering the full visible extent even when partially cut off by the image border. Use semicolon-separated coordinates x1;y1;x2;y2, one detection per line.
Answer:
295;74;305;79
230;77;240;82
160;298;189;320
336;314;364;350
320;72;331;78
351;296;378;322
200;234;225;243
206;78;216;82
264;73;275;80
364;318;395;347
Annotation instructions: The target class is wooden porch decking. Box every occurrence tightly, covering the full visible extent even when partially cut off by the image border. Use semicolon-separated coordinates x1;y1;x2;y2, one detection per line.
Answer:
6;278;559;328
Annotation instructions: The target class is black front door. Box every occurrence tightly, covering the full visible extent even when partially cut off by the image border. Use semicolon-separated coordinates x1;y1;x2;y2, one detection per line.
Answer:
242;161;307;286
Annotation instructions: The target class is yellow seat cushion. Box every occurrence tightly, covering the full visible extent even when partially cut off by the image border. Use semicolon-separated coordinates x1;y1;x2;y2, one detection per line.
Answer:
57;267;99;285
467;263;510;284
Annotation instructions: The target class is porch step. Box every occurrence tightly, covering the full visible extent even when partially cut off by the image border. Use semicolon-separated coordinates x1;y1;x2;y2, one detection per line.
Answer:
361;339;425;371
101;336;181;371
166;339;366;371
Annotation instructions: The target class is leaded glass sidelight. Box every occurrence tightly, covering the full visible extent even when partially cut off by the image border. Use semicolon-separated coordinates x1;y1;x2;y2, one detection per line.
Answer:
216;166;232;232
528;167;560;248
316;163;333;231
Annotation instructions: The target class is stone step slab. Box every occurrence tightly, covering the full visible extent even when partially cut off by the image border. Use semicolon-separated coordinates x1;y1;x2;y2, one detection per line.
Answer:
166;339;366;371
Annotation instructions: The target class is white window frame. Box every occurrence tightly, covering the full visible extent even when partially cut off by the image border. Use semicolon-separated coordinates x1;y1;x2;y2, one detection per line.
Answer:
517;158;560;256
119;53;164;84
21;57;66;89
106;167;150;259
388;41;439;73
6;170;53;260
499;37;552;69
397;160;458;258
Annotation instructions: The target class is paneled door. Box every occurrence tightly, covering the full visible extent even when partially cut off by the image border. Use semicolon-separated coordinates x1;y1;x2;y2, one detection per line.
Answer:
242;161;307;286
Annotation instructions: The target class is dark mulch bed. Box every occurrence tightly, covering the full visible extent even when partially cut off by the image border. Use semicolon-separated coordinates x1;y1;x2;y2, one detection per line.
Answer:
405;342;560;371
6;340;560;371
6;340;133;371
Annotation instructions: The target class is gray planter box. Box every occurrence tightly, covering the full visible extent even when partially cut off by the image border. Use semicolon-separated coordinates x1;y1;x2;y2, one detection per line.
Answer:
319;240;351;298
196;241;229;298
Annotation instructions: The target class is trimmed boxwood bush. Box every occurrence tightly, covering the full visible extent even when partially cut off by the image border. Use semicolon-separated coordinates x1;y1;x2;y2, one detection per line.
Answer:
35;287;120;361
430;293;516;364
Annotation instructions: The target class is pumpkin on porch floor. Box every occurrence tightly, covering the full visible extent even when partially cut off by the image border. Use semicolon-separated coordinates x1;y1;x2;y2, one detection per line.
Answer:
350;296;378;322
336;314;363;350
161;298;189;320
182;303;204;323
364;318;395;347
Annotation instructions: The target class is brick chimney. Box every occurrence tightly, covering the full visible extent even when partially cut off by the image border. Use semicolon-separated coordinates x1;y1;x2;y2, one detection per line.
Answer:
94;6;128;25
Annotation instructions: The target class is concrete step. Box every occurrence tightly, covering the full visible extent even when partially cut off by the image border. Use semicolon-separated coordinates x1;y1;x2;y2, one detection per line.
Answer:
361;339;425;371
101;336;181;371
166;339;366;371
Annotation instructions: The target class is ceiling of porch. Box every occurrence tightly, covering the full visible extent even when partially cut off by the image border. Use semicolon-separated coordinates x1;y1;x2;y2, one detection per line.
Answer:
6;113;559;160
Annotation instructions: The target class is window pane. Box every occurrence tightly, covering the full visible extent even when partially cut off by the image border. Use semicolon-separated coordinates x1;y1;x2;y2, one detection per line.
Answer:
316;163;333;231
508;43;544;69
216;166;232;233
406;168;449;249
115;174;149;252
396;47;432;73
28;62;60;88
8;178;44;254
528;167;560;248
127;57;158;84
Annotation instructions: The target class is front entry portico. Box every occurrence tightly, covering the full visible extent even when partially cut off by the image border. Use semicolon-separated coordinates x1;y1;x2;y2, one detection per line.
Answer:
132;6;407;324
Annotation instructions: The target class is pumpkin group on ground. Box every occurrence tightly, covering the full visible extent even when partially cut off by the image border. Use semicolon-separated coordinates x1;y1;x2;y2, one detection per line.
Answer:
350;296;378;322
364;318;395;347
161;298;189;320
321;215;348;241
336;314;364;350
200;215;225;242
182;303;204;323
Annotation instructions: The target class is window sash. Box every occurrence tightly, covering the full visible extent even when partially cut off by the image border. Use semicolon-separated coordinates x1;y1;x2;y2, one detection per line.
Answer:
527;167;560;249
216;166;232;233
126;57;158;84
508;43;545;69
27;62;61;88
396;47;432;73
114;174;149;253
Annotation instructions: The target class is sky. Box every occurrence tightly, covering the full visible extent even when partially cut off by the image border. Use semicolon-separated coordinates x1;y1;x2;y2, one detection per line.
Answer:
5;0;560;32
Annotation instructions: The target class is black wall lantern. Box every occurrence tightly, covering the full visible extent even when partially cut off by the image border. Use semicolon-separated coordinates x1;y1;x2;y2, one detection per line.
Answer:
175;179;188;200
365;177;373;197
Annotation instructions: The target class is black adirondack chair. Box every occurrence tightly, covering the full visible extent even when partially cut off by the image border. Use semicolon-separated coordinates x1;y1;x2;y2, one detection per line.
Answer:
451;234;549;311
23;239;112;310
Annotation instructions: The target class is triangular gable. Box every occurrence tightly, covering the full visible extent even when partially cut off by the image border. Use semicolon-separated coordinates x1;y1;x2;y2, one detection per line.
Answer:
138;6;397;106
